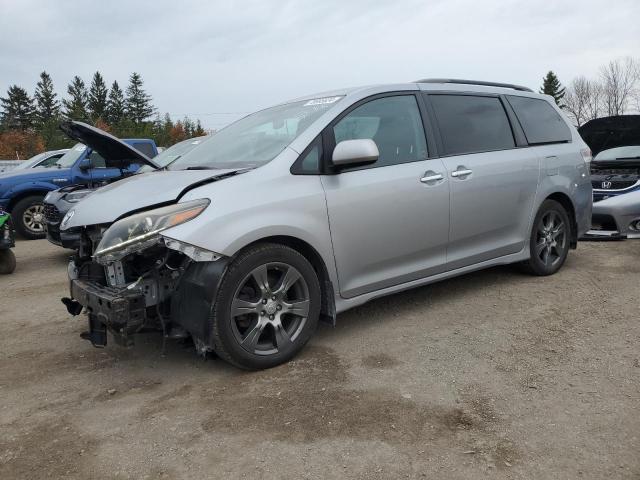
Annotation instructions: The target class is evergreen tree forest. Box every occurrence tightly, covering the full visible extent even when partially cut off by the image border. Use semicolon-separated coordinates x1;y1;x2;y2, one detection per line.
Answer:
0;71;206;158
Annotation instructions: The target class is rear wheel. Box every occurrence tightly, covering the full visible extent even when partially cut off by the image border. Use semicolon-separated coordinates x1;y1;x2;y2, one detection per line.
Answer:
521;199;570;276
0;249;16;274
12;195;46;239
209;243;321;370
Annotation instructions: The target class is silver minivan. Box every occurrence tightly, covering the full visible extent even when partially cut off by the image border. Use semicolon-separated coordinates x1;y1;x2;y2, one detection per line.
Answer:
62;79;592;369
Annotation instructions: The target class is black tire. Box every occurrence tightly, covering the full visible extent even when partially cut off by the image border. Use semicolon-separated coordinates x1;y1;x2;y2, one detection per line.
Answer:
521;199;571;276
0;249;16;274
209;243;321;370
12;195;46;239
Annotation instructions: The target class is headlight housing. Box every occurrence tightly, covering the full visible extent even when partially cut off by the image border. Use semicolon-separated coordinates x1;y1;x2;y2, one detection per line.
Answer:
93;199;209;263
65;189;93;203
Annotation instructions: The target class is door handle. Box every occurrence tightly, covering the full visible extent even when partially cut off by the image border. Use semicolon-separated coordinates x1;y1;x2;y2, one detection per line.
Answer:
420;172;444;184
451;168;473;178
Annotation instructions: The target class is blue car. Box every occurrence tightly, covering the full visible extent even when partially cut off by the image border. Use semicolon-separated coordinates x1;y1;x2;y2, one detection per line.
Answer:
0;121;159;239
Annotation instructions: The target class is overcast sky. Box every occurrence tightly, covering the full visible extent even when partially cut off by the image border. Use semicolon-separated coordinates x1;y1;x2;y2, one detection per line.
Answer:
1;0;639;129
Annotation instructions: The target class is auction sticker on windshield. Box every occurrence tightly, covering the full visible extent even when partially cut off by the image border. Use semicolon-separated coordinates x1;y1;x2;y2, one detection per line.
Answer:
304;96;342;106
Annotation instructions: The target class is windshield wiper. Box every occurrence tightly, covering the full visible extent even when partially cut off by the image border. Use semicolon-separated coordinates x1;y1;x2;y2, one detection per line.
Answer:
184;166;216;170
615;156;640;160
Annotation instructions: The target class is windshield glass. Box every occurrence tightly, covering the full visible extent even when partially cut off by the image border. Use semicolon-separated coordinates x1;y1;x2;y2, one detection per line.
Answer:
138;136;209;173
14;152;46;170
594;145;640;161
168;96;343;170
56;143;87;168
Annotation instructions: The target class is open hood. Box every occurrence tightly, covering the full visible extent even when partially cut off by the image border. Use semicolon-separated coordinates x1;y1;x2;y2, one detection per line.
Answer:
59;121;160;169
61;168;248;229
579;115;640;157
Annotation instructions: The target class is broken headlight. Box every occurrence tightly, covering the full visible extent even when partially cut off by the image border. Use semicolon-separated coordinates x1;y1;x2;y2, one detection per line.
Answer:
93;199;210;263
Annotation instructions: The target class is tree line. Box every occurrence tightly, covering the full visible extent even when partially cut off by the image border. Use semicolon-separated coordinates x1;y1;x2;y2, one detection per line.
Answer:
539;57;640;127
0;71;206;159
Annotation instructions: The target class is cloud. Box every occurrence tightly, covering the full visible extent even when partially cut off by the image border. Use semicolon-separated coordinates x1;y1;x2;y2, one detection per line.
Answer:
1;0;638;128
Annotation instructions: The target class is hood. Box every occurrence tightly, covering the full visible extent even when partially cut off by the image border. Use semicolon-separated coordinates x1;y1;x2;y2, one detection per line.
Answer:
579;115;640;157
0;166;72;182
62;168;246;228
59;121;160;169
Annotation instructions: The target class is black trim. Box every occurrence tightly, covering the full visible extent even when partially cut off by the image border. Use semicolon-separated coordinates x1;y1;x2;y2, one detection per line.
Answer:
500;94;528;147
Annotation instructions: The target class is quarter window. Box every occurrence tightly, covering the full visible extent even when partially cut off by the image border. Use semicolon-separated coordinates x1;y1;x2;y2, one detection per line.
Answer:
507;95;571;145
429;94;515;155
333;95;428;168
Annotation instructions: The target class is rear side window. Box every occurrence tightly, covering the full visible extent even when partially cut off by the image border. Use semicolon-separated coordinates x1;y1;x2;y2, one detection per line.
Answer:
429;95;515;155
507;96;571;145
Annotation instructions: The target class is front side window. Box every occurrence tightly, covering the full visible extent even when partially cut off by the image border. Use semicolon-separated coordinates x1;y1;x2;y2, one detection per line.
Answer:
507;95;571;145
429;94;515;156
88;150;107;168
332;95;428;168
133;142;156;158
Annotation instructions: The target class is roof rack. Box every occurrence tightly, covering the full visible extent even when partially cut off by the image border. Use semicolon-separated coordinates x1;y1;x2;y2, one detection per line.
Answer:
415;78;533;93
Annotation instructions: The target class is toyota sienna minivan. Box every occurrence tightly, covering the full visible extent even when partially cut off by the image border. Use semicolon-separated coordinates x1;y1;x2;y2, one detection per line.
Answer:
61;79;592;369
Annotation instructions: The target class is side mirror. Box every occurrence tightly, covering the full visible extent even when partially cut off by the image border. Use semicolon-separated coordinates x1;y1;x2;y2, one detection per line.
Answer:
331;139;379;168
78;158;92;171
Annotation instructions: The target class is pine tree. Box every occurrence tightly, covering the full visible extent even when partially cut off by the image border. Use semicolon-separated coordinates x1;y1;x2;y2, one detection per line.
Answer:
183;117;194;137
62;76;89;121
539;71;566;107
0;85;35;130
125;72;154;123
106;81;126;124
88;71;109;122
193;119;206;136
34;71;60;126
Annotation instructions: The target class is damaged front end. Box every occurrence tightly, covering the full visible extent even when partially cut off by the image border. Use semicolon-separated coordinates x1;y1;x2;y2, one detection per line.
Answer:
63;199;227;352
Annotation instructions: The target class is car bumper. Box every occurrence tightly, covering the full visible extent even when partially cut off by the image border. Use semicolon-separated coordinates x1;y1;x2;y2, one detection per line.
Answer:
46;220;81;249
0;198;10;210
582;195;640;239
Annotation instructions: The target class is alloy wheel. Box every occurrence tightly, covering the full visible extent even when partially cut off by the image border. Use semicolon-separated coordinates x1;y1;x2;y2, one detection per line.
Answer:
535;210;567;267
22;204;45;234
230;262;310;356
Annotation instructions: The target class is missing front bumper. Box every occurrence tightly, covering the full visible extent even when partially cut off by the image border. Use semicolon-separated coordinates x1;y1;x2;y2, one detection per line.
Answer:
68;279;147;347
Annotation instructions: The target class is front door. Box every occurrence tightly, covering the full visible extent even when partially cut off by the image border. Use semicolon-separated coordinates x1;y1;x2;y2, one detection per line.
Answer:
321;94;450;298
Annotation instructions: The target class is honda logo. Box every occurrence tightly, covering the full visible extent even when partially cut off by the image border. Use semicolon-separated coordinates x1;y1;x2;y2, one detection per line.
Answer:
601;181;612;189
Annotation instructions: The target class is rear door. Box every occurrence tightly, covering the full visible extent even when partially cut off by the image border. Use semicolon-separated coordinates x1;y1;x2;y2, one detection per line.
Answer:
321;93;450;298
425;93;540;269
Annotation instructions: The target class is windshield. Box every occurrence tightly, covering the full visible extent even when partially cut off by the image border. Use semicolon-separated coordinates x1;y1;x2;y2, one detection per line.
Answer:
594;145;640;161
137;136;209;173
168;96;343;170
14;152;46;170
56;143;87;168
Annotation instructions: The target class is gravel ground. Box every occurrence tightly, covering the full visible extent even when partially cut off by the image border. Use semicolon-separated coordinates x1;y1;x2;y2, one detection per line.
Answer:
1;239;639;479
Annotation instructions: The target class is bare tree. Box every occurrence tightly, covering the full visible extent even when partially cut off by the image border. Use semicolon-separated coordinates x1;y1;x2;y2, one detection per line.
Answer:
564;76;603;126
599;57;639;116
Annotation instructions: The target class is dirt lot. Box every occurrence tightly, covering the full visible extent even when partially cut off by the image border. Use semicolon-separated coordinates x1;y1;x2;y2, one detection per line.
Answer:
1;239;639;479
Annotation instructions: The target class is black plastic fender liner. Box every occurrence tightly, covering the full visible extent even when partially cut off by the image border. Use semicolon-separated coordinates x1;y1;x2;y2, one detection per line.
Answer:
170;258;230;347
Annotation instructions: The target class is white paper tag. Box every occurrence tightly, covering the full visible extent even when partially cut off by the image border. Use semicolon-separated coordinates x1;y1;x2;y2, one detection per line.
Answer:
304;96;342;106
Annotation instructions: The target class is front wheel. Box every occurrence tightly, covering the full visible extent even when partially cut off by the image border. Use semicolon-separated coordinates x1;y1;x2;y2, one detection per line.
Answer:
521;199;571;276
209;243;321;370
12;195;46;239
